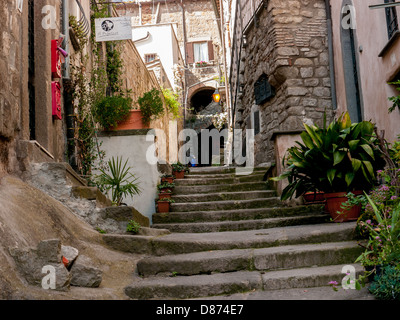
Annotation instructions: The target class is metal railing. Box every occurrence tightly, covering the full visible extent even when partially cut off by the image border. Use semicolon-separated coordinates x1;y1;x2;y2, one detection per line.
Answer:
75;0;91;38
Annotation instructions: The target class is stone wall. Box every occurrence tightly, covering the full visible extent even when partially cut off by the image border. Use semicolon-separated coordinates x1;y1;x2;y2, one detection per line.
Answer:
233;0;333;164
0;0;24;176
1;0;70;176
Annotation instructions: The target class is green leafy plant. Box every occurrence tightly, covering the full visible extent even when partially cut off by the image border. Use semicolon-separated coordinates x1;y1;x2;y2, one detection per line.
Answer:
351;193;400;290
94;95;132;130
126;220;141;234
138;88;165;126
339;192;367;214
171;162;187;173
162;88;181;120
157;182;175;192
95;156;142;206
388;80;400;113
369;265;400;300
158;198;175;203
95;227;106;234
272;112;386;200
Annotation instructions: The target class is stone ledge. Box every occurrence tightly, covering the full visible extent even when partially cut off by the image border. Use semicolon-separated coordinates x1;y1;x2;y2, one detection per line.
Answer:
98;129;154;137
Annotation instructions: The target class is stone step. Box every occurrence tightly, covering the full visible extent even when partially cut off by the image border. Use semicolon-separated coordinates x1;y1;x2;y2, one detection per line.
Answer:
137;241;363;277
188;166;269;175
171;190;276;203
152;214;329;233
170;197;282;212
173;173;266;186
152;204;324;224
124;264;364;299
173;181;268;194
102;222;357;256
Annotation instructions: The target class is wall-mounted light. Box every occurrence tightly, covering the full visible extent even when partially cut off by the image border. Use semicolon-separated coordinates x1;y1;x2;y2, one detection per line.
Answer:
242;34;248;48
212;88;221;103
17;0;23;12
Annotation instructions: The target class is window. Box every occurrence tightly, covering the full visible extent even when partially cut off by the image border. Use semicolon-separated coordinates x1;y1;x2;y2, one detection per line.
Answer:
385;0;399;39
186;41;214;64
194;42;209;62
144;53;157;63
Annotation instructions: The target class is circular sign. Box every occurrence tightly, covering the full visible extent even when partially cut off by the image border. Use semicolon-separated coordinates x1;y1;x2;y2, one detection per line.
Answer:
101;20;114;32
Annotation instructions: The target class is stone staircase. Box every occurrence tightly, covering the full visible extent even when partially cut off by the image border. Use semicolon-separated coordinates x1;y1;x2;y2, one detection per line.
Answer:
106;165;367;299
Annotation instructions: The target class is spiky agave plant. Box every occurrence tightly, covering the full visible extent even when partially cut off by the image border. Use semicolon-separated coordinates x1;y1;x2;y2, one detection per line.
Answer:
95;156;141;206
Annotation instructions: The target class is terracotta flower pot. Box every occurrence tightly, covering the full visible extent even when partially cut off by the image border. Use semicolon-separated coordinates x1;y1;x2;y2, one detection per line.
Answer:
158;192;171;199
157;201;170;213
303;191;325;204
113;110;149;130
324;191;363;223
173;170;185;179
161;177;174;184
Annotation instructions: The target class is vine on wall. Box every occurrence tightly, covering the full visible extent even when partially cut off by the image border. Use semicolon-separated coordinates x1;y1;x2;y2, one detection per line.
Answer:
68;3;130;179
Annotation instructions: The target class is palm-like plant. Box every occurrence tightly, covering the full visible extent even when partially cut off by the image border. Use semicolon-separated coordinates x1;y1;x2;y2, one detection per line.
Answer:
95;156;141;206
273;112;386;200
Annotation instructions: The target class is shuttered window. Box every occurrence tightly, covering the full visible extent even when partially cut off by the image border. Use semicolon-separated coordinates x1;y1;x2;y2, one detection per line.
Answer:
185;41;214;64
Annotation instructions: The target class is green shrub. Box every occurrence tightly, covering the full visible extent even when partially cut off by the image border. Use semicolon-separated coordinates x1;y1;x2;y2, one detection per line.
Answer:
138;89;164;125
162;88;181;119
126;220;141;234
94;95;132;130
369;265;400;300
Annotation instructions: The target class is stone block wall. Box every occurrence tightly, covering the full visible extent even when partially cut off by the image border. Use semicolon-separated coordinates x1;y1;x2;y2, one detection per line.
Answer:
235;0;333;164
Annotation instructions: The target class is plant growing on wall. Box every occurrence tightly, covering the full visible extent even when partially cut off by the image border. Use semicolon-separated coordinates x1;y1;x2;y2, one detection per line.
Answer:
68;3;133;178
162;88;181;120
388;80;400;113
138;88;165;126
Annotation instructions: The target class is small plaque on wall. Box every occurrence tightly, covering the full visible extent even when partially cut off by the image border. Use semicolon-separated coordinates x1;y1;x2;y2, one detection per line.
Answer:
254;74;275;105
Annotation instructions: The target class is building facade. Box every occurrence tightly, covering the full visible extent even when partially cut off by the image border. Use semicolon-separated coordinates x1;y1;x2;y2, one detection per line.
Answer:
119;0;225;127
330;0;400;143
229;0;333;165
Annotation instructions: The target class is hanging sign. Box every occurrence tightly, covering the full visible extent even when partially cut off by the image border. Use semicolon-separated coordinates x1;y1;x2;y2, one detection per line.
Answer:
95;17;133;42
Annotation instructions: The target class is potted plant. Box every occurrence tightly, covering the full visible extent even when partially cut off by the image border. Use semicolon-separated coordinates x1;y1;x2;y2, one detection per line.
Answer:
94;95;133;130
171;162;188;179
157;198;175;213
161;174;174;184
303;191;325;204
272;112;385;222
138;88;165;127
157;182;175;199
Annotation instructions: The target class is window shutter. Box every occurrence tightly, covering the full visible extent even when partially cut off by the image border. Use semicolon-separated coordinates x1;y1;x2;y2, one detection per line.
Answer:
186;42;194;64
207;41;214;61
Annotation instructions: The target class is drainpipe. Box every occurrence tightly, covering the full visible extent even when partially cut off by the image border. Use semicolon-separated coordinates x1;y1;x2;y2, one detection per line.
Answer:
62;0;70;79
62;0;75;168
325;0;337;110
180;0;188;126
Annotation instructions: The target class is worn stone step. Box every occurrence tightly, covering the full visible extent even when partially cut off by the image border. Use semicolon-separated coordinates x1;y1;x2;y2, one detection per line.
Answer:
152;214;329;233
173;174;266;186
102;222;357;256
171;190;276;203
170;197;282;212
173;181;268;194
124;264;364;299
152;204;324;224
137;241;363;277
188;166;270;175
